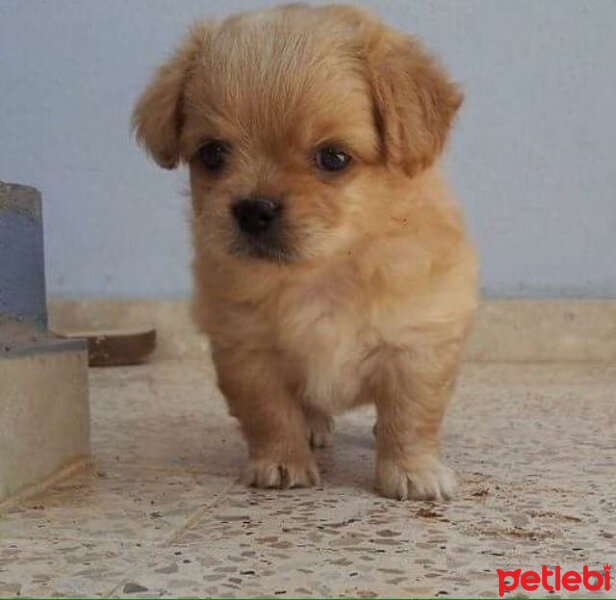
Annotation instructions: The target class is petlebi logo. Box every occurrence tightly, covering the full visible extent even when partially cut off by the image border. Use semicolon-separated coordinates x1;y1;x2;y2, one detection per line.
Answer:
497;564;611;597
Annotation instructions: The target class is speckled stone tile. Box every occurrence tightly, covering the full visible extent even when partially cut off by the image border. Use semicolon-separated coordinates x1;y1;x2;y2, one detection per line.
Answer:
106;544;459;598
1;360;614;598
0;466;232;543
106;543;613;599
0;539;151;598
88;362;245;474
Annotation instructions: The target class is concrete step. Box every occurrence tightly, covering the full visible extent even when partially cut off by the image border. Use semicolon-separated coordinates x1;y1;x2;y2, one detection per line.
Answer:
0;181;90;505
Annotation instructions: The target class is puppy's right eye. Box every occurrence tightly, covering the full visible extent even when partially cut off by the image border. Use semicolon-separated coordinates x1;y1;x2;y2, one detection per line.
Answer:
199;141;229;171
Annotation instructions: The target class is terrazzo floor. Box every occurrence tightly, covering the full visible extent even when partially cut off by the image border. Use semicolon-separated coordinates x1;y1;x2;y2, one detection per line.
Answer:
1;359;614;598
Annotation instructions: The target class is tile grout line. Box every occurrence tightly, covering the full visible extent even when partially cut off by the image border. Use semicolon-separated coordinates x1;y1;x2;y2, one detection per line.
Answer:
102;477;240;598
165;477;240;546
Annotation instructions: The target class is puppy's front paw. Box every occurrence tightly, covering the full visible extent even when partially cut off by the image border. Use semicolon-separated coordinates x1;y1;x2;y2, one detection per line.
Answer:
376;455;455;501
246;454;320;489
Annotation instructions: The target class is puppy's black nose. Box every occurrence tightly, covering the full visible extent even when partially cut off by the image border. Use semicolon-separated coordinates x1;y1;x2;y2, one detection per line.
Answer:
232;197;281;235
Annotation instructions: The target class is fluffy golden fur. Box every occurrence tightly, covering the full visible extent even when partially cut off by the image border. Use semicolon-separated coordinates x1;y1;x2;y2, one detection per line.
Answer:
133;4;478;500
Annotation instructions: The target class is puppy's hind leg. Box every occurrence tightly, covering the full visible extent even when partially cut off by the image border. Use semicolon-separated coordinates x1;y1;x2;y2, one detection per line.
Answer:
302;405;335;449
214;348;319;489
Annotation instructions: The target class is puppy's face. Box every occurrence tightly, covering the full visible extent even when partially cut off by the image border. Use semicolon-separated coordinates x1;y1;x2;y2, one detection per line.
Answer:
182;37;379;262
133;5;462;264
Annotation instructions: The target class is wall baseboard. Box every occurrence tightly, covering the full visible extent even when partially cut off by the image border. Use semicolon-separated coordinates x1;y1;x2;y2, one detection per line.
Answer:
49;298;616;363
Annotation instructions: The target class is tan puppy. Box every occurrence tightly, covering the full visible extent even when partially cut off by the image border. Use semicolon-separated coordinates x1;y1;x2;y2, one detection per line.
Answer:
133;4;478;500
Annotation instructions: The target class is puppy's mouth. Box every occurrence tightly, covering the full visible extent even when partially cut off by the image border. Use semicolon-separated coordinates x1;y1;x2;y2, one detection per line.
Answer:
230;232;296;263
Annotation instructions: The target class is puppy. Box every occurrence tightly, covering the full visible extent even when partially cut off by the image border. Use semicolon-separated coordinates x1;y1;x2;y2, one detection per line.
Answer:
133;4;478;500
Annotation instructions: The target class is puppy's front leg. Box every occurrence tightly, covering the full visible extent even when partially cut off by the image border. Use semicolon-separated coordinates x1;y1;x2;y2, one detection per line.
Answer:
214;349;319;489
374;345;460;501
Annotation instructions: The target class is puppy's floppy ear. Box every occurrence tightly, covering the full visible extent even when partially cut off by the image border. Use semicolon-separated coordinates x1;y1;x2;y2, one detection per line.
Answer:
132;24;209;169
362;21;463;175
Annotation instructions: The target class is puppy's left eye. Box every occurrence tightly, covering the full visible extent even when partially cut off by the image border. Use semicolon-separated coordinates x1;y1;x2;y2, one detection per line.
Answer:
315;147;352;173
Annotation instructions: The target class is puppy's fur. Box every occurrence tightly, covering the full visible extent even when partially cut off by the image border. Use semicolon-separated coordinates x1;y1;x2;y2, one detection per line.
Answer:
133;4;478;500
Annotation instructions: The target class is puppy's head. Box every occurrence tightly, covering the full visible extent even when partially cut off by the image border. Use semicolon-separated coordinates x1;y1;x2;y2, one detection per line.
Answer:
133;5;462;264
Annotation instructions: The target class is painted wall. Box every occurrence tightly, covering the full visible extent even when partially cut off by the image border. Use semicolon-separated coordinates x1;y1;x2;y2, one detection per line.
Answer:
1;0;615;298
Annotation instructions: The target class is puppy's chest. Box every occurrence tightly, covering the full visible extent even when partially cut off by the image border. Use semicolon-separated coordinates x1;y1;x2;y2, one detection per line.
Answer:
276;275;396;412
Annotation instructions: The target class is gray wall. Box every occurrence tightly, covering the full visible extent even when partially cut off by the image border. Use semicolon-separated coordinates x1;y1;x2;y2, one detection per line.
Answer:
1;0;615;298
